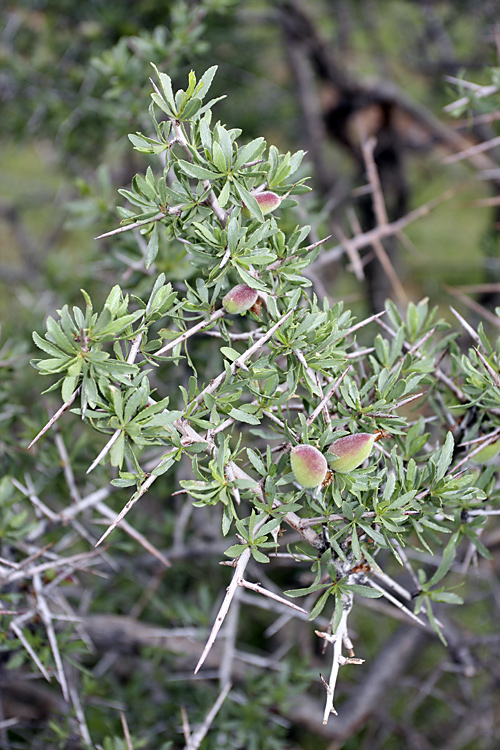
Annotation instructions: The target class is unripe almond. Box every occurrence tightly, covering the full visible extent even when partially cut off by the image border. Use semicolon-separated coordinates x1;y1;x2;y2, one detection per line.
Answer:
327;433;375;473
290;444;327;488
222;284;258;314
242;191;281;218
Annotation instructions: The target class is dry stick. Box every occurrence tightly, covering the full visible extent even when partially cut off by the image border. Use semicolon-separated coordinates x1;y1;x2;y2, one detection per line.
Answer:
450;428;500;476
9;621;52;682
120;710;134;750
184;681;232;750
4;549;102;585
239;579;308;615
86;431;122;475
194;548;252;675
27;387;81;450
95;501;170;568
361;136;408;305
445;284;500;329
190;308;294;409
442;133;500;165
52;428;81;505
344;309;386;336
10;477;60;523
371;567;416;603
443;78;498;113
95;211;174;240
181;706;191;745
306;366;351;427
391;540;422;594
387;327;437;378
205;327;264;341
94;450;176;547
33;573;70;702
473;346;500;387
317;595;361;723
345;347;375;359
315;185;462;270
155;308;227;357
218;585;241;688
366;579;428;629
343;210;365;280
69;681;92;747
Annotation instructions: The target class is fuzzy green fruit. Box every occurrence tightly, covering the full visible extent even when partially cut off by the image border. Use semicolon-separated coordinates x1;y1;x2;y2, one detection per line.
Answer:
222;284;258;314
327;433;375;473
290;444;327;488
242;191;282;219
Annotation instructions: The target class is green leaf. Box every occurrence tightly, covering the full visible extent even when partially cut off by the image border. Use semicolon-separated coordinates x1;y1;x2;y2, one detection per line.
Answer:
345;583;383;598
308;587;332;619
228;407;260;425
251;548;270;563
145;223;160;269
435;431;454;481
427;531;459;587
177;160;221;180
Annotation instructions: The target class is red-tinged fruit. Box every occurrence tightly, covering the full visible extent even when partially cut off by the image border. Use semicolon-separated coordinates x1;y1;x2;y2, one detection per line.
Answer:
222;284;258;314
290;444;327;488
242;191;282;219
327;432;376;473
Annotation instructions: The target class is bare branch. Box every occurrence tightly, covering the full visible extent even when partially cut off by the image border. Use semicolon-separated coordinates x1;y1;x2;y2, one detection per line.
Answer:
33;573;69;702
239;579;308;614
194;548;252;675
155;308;226;358
27;388;81;450
184;681;232;750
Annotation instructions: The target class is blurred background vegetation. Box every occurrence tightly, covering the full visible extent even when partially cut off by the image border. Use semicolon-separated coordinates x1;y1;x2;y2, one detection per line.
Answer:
1;1;500;748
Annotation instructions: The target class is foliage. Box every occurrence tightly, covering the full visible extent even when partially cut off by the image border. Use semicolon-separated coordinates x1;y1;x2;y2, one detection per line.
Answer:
16;64;500;746
3;2;500;748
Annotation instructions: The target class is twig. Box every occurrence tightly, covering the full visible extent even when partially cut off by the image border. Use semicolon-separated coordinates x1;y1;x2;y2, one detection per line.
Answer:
442;133;500;165
366;578;428;630
33;573;69;702
184;681;232;750
218;586;241;688
306;366;351;427
445;285;500;329
120;710;134;750
27;388;81;450
9;621;52;682
194;548;252;675
190;308;294;409
336;223;364;282
472;346;500;387
316;593;361;723
94;452;175;546
181;706;191;744
94;211;169;240
155;308;226;358
239;579;308;614
69;681;92;746
344;310;386;336
87;330;145;474
314;185;463;270
360;135;407;304
86;430;122;475
96;501;171;567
